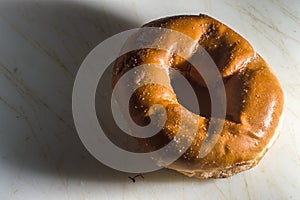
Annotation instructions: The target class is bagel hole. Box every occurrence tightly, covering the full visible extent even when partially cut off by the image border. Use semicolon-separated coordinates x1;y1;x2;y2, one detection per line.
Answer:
170;63;245;123
223;71;247;123
169;68;211;118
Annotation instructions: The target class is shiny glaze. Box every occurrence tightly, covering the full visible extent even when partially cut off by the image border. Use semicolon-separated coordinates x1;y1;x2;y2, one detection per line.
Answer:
113;14;284;178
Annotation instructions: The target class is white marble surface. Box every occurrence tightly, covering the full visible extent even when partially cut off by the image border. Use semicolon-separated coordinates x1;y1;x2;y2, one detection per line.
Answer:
0;0;299;199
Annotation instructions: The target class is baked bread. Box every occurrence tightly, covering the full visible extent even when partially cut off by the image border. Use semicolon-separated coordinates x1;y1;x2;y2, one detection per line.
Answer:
112;14;284;178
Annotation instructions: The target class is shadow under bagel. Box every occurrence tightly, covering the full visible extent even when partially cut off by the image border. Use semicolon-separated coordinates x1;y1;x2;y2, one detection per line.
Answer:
0;0;179;183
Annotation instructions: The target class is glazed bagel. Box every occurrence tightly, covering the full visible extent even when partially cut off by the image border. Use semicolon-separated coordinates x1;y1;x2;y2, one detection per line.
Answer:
112;14;284;178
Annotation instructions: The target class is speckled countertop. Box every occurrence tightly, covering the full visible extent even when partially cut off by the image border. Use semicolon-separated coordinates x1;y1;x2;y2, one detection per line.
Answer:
0;0;299;199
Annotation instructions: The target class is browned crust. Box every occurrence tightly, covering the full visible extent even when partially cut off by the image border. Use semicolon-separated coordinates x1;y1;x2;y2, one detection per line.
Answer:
112;14;284;178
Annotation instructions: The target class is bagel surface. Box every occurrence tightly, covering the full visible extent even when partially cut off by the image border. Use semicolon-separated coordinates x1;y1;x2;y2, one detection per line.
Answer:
112;14;284;178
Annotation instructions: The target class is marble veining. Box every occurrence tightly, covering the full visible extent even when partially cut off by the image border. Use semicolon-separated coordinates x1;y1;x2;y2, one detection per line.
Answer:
0;0;299;199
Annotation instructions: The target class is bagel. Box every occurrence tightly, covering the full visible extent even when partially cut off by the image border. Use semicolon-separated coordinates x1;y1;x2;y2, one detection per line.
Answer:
112;14;284;178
